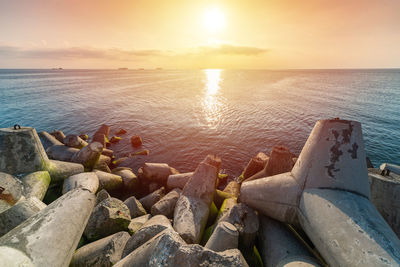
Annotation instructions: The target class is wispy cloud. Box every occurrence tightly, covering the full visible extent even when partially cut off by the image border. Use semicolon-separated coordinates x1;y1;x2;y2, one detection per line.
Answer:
0;44;268;61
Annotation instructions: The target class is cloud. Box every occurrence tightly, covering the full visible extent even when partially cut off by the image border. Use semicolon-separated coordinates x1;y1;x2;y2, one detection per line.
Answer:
0;44;268;61
195;45;268;56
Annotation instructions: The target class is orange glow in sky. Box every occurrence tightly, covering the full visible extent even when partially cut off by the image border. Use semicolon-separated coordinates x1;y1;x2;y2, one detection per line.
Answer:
0;0;399;69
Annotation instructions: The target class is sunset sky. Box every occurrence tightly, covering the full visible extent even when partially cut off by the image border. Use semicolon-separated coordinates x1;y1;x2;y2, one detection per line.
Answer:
1;0;399;69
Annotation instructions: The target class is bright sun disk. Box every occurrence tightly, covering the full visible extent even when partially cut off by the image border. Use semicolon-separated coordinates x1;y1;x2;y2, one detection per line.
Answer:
203;8;226;33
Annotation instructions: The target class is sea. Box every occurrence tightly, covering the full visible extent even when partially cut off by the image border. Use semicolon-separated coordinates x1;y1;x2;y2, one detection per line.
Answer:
0;69;399;177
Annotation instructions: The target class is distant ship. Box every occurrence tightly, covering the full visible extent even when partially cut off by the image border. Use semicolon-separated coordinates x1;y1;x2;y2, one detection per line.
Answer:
118;67;128;70
156;67;163;70
52;68;63;70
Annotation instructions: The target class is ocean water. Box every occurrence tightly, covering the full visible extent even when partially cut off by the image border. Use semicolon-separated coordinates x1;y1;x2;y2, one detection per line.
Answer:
0;69;399;177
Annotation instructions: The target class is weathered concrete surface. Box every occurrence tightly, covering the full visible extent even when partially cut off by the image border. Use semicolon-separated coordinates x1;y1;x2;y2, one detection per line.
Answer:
139;187;165;211
258;215;320;267
124;196;147;218
38;131;63;150
182;161;218;206
121;215;172;258
369;171;400;237
95;189;111;206
205;221;239;252
298;188;400;266
167;172;193;190
71;142;103;170
115;228;248;267
62;172;99;194
240;119;371;224
112;169;138;193
151;188;181;218
0;246;34;266
142;163;179;184
0;188;95;267
63;134;88;149
380;163;400;175
20;171;50;200
0;197;46;236
70;231;130;267
50;130;66;143
0;127;49;175
217;203;259;248
128;214;151;234
245;146;294;182
46;145;79;161
94;170;123;192
173;157;218;244
47;159;84;183
240;172;301;223
173;195;209;244
84;197;131;241
293;120;370;197
0;172;24;213
242;152;269;180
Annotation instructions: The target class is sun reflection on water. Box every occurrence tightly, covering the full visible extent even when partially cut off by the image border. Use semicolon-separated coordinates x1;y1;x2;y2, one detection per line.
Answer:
203;69;224;129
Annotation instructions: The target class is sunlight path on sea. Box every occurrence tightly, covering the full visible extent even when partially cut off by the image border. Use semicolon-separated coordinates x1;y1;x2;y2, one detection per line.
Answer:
202;69;225;129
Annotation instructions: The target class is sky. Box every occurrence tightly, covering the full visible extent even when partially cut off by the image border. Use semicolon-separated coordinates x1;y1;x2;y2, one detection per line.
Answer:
0;0;399;69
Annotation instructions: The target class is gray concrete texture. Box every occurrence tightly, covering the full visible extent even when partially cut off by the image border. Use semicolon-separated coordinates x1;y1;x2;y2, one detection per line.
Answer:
70;231;130;267
298;188;400;266
0;127;49;175
258;215;320;267
240;119;371;224
115;228;248;267
0;188;95;267
369;170;400;237
205;221;239;252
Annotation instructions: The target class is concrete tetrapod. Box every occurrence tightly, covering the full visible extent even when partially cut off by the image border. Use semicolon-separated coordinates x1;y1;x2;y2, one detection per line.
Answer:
239;119;400;265
0;127;49;175
244;146;294;183
124;196;147;218
47;159;84;183
71;142;103;170
298;188;400;266
205;221;239;252
38;131;63;151
115;228;248;267
241;152;269;180
0;126;84;183
0;172;24;213
94;170;123;192
0;197;46;236
139;187;165;211
151;188;181;218
173;156;218;244
121;214;173;258
167;172;193;190
240;119;371;224
258;215;320;267
46;145;79;161
70;231;130;267
0;188;96;267
369;169;400;237
142;163;179;184
84;197;131;241
20;171;51;200
62;172;99;194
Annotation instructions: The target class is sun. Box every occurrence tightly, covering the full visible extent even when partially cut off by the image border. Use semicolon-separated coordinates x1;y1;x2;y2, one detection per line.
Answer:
203;7;226;33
